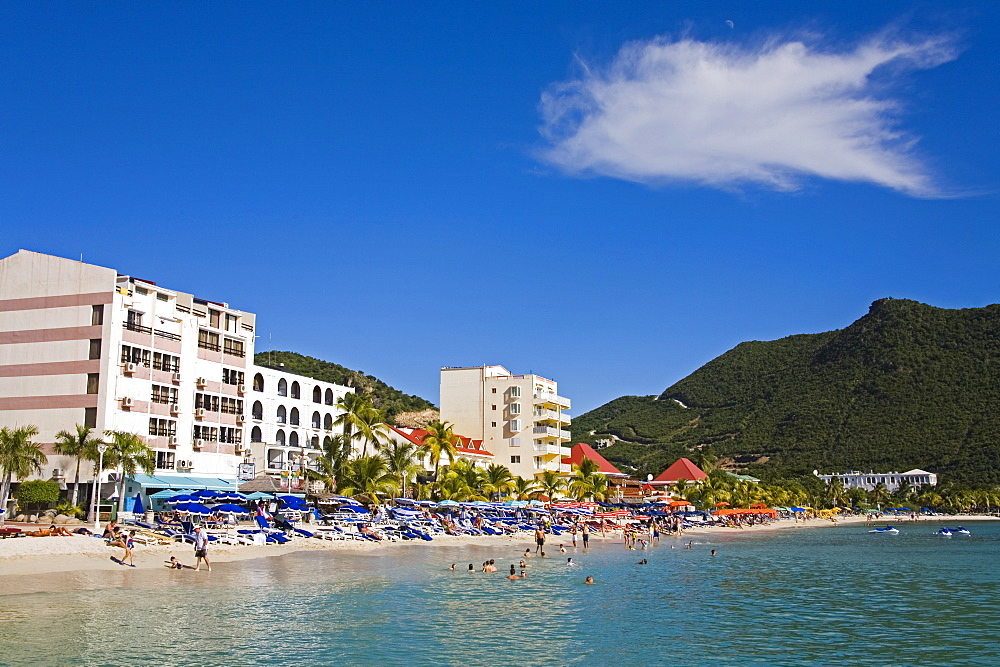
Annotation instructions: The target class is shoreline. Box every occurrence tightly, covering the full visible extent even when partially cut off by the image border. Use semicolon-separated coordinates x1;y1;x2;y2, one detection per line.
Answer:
1;514;995;595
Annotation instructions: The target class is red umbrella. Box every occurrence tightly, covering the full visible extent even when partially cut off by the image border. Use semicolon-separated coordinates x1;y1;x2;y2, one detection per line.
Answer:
715;502;731;507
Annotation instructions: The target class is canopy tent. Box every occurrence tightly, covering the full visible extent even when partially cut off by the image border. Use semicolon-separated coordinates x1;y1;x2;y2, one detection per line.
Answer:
244;492;274;501
713;508;777;518
129;474;238;491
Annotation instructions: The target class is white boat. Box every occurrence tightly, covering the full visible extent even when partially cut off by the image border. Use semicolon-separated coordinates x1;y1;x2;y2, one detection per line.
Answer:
954;527;971;535
869;526;899;534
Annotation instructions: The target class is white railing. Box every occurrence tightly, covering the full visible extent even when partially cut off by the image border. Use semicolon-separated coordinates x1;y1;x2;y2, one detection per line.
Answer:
533;409;571;423
533;392;571;409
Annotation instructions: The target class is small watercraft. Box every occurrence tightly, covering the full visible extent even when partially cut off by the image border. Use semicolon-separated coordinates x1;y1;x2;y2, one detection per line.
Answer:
935;528;953;536
954;527;970;535
869;526;899;534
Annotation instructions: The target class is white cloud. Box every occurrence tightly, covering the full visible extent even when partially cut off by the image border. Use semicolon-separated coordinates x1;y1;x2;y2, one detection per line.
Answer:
537;32;956;196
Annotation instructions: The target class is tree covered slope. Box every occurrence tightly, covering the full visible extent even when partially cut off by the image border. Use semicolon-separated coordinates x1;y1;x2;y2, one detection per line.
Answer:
572;299;1000;485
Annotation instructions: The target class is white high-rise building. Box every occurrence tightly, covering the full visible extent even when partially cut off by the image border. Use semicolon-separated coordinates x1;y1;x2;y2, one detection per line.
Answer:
439;365;571;479
0;250;352;502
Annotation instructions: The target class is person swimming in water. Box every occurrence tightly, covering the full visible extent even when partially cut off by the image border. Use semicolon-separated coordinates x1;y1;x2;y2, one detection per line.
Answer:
636;559;647;565
566;557;577;566
584;576;595;585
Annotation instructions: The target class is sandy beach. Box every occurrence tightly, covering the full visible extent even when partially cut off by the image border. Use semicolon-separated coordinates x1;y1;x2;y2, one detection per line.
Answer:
2;513;993;594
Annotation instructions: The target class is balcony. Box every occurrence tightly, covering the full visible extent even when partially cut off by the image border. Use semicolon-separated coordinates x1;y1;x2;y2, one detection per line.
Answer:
533;392;571;409
532;426;572;440
533;409;571;424
124;321;181;341
532;442;567;456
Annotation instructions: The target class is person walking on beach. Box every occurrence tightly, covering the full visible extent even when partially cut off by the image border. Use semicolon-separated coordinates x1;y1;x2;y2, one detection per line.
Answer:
571;523;578;548
535;526;545;555
582;523;590;551
192;526;211;571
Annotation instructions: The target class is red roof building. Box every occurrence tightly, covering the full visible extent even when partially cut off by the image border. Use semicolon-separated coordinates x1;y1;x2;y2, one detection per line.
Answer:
561;443;628;477
386;425;494;463
653;458;708;484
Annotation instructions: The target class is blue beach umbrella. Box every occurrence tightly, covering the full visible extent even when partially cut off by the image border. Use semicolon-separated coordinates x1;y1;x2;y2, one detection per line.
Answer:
192;489;223;500
173;502;213;516
166;494;198;505
211;503;251;515
133;493;145;515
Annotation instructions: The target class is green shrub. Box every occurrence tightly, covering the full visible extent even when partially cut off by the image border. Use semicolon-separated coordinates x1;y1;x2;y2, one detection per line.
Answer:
17;480;60;508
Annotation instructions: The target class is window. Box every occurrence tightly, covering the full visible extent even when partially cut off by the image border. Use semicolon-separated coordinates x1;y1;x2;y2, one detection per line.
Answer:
277;378;287;396
121;345;151;367
251;426;262;443
492;405;497;411
151;385;178;405
219;427;242;444
222;369;244;386
148;418;176;437
156;292;168;302
290;381;300;399
209;309;220;329
324;413;333;430
198;329;220;351
491;422;497;427
491;388;497;394
290;408;299;426
91;305;104;326
225;313;238;332
313;386;321;403
510;437;521;447
223;338;245;357
220;397;243;415
277;405;287;424
127;310;143;329
155;451;175;470
196;394;220;412
276;429;286;446
252;401;263;420
509;419;521;432
510;456;521;464
289;431;299;447
509;386;521;398
89;339;102;360
152;352;179;372
509;403;521;415
311;412;321;428
84;407;97;429
87;374;99;394
325;388;334;405
135;286;148;296
193;425;218;442
253;373;264;392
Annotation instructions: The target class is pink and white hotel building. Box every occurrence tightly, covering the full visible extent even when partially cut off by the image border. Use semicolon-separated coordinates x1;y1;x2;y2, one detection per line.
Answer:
0;250;352;497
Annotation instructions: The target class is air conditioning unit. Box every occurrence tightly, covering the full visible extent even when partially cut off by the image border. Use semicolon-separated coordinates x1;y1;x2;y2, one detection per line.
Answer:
234;444;245;454
195;408;205;419
236;414;246;424
237;383;246;395
177;460;192;470
51;468;64;479
120;396;134;409
196;377;207;388
170;403;180;415
193;439;205;449
124;362;137;374
168;435;178;446
171;372;182;384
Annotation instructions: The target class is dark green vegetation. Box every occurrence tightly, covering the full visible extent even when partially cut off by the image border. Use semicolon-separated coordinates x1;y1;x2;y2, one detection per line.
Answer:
253;351;435;419
573;299;1000;486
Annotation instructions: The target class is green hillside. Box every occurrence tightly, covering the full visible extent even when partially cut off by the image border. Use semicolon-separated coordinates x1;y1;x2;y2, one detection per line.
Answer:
253;351;435;419
572;299;1000;486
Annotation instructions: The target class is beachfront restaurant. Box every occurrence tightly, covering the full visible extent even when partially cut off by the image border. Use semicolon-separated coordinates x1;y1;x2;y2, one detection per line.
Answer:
122;474;240;513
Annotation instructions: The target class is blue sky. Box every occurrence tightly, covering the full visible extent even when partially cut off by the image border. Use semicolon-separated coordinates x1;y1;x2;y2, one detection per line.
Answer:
2;2;997;414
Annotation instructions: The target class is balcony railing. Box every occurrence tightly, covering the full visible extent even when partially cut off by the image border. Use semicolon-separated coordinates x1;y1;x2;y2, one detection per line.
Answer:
124;321;181;341
533;409;571;424
533;392;571;409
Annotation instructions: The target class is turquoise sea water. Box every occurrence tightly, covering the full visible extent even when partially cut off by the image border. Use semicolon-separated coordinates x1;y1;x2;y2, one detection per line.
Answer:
1;521;998;666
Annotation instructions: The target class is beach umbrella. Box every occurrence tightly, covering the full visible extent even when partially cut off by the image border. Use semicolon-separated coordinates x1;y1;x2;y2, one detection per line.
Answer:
437;500;459;507
245;492;274;501
173;502;213;516
133;493;145;515
714;502;731;507
192;489;223;500
218;492;246;502
211;503;251;515
166;494;198;505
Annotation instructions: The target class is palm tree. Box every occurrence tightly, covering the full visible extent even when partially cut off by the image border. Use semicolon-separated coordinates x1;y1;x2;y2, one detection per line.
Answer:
824;476;846;508
481;464;515;501
569;458;607;501
333;393;392;456
536;470;565;505
510;476;538;500
0;425;44;520
419;420;460;481
337;455;398;507
54;424;102;508
870;482;891;510
104;430;155;513
383;440;421;498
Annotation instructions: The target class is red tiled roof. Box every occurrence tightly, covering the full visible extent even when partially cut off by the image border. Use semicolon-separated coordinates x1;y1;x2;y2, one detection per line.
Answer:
560;443;625;476
387;425;493;457
653;458;707;483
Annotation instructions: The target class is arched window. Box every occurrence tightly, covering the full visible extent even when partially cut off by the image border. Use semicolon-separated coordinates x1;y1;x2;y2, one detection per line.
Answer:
252;401;263;421
251;426;262;443
277;405;287;424
277;378;287;397
323;413;333;430
311;411;321;429
275;429;286;446
313;386;321;403
253;373;264;392
325;388;334;405
323;435;333;449
289;431;299;447
310;436;319;449
290;381;300;399
290;407;299;426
